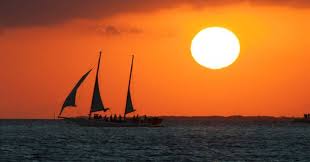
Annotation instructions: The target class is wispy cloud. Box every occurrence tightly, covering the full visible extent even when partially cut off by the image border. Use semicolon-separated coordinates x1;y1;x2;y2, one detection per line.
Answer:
0;0;309;28
94;25;143;36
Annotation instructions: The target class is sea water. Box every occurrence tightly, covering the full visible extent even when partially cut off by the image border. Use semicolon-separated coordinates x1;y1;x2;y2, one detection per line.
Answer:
1;117;310;161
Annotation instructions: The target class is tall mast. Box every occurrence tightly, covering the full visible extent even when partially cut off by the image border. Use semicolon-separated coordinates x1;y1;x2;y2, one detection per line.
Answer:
89;51;102;119
124;55;135;117
128;55;134;93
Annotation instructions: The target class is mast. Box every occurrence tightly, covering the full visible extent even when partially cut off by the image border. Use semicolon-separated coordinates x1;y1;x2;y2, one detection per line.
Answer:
128;55;134;96
89;51;107;119
124;55;135;117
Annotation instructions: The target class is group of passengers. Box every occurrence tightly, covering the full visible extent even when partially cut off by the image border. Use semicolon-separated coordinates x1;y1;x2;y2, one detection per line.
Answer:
304;114;310;119
93;114;122;122
93;114;148;122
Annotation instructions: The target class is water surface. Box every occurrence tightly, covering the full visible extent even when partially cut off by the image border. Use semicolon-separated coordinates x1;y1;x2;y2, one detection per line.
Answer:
1;117;310;161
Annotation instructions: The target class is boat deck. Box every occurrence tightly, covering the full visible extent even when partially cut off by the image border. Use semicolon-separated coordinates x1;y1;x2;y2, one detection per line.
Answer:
64;117;163;127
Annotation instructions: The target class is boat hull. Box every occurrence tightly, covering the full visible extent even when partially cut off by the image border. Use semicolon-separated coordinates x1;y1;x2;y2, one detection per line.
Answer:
63;117;163;127
293;118;310;124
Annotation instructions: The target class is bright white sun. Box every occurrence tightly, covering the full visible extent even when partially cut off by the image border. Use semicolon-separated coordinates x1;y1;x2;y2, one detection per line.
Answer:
191;27;240;69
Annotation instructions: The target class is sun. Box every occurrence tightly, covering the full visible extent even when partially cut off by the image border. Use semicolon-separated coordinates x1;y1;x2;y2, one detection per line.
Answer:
191;27;240;69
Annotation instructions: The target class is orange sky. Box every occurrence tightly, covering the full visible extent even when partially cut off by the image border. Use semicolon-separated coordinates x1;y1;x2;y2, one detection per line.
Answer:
0;2;310;118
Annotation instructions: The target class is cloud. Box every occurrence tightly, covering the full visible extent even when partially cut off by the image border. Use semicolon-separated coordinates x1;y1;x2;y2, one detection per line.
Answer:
0;0;309;28
95;25;143;36
102;25;121;35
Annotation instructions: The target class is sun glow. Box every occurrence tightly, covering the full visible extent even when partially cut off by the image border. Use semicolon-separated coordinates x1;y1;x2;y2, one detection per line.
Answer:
191;27;240;69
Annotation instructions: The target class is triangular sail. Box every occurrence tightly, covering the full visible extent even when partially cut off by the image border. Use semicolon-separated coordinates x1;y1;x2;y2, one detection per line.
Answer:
125;55;135;115
59;69;92;116
90;52;108;113
125;90;135;114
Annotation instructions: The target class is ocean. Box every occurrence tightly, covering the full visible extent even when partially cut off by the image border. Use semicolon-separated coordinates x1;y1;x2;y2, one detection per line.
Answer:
1;117;310;161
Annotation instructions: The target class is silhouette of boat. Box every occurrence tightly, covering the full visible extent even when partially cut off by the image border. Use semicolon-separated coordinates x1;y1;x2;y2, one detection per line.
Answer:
58;51;163;127
293;114;310;124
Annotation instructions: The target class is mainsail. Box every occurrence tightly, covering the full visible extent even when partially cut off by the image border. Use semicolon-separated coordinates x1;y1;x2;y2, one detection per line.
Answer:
125;55;135;115
59;69;92;116
90;52;108;113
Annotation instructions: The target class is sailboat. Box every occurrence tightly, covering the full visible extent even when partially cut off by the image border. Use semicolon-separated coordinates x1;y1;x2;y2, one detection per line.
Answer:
58;51;163;127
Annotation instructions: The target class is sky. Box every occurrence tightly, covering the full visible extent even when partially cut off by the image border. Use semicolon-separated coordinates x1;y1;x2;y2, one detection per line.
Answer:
0;0;310;118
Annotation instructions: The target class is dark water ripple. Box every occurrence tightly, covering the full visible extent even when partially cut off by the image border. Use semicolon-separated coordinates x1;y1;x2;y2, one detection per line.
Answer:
1;118;310;161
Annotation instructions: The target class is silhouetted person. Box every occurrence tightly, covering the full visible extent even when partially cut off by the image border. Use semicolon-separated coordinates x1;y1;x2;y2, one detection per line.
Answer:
110;114;113;121
305;114;307;119
114;114;117;121
118;114;122;121
94;114;99;119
